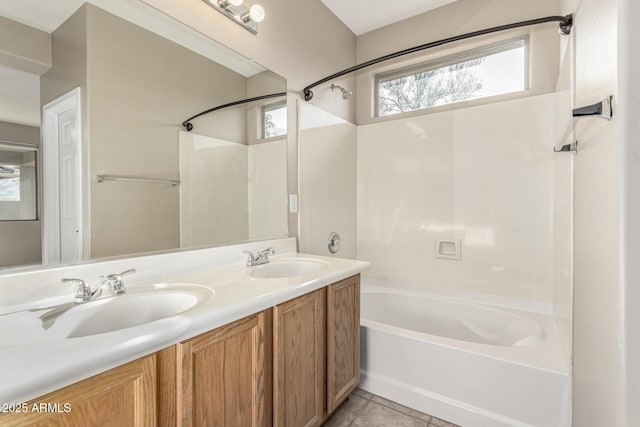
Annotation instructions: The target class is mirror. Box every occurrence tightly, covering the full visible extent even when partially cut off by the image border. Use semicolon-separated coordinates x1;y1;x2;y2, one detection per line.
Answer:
0;0;287;270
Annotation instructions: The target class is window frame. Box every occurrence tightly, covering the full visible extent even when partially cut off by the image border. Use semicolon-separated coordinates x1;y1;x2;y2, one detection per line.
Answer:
374;36;530;118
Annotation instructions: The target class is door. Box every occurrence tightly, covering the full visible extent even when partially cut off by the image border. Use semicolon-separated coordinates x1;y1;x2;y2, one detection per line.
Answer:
43;87;83;264
273;289;325;427
58;107;82;262
172;311;272;427
0;355;156;427
326;275;360;412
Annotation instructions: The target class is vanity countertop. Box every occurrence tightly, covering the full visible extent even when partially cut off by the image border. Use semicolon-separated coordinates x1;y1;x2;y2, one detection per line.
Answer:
0;251;369;405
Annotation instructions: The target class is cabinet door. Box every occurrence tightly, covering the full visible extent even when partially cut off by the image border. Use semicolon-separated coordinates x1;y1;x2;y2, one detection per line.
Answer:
273;289;325;427
175;310;272;427
0;354;156;427
326;275;360;413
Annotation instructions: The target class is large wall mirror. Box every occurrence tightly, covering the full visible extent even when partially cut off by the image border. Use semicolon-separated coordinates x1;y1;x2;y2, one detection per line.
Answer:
0;0;288;270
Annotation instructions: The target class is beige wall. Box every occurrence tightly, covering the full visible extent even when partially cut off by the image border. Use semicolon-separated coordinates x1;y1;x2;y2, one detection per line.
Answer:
562;0;624;425
0;121;39;145
140;0;359;243
248;139;288;240
355;0;561;125
0;222;42;269
42;4;250;260
298;102;357;258
0;121;41;268
179;132;248;247
86;5;248;258
41;5;92;260
0;15;50;75
140;0;355;97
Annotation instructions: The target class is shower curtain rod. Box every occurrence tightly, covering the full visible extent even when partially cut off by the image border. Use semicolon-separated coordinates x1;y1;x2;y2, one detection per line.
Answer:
302;14;573;101
182;92;287;132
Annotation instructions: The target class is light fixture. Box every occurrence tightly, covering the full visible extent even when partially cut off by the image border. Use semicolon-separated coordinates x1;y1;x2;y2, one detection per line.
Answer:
218;0;242;8
247;5;265;23
204;0;265;34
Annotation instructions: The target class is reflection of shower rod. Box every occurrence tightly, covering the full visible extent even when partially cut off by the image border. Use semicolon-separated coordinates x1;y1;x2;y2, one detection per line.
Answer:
330;84;352;100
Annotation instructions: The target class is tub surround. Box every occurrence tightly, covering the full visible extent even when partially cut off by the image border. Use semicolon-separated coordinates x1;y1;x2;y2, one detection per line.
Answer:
357;92;572;305
0;237;369;405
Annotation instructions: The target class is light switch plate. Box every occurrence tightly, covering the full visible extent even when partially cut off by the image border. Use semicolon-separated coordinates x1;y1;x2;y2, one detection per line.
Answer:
289;194;298;213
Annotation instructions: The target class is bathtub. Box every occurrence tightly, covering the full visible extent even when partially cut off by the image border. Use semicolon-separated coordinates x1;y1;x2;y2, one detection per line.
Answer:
359;284;570;427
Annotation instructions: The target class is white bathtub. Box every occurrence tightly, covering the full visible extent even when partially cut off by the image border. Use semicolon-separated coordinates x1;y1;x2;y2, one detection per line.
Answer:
359;284;570;427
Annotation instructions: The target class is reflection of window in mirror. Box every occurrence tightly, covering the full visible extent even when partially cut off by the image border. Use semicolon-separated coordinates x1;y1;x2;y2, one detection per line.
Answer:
262;101;287;138
0;142;37;221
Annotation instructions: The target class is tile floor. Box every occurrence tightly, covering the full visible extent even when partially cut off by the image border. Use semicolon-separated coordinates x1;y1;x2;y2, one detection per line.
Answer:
323;388;461;427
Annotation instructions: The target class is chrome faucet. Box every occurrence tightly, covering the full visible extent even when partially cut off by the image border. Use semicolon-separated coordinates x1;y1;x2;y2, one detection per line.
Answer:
244;247;275;266
64;268;136;303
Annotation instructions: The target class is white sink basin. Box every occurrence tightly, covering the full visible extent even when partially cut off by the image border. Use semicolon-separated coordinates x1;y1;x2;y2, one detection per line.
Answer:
0;283;213;346
250;258;328;279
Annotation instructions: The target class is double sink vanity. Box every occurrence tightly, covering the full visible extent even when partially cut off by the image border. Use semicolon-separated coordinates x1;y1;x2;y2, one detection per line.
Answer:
0;238;368;426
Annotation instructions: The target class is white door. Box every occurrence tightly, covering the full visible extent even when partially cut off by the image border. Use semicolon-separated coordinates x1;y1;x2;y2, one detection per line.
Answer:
57;108;82;262
43;88;83;264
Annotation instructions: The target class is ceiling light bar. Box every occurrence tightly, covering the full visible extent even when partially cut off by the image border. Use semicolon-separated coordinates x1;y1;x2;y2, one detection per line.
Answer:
203;0;265;34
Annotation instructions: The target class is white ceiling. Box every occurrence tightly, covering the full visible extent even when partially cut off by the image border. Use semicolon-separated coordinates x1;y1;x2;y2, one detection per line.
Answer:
0;0;85;32
320;0;459;36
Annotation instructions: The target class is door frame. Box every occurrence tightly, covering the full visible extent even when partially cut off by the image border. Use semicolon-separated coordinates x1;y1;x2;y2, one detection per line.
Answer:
42;87;84;264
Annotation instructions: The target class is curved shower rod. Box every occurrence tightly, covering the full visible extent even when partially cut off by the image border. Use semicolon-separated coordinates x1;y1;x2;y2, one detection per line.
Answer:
182;92;287;131
303;14;573;102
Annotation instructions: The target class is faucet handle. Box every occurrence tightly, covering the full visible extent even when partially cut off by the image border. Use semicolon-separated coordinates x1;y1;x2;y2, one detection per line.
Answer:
64;278;92;303
255;247;274;264
104;268;136;295
105;268;136;281
243;250;257;265
259;247;275;256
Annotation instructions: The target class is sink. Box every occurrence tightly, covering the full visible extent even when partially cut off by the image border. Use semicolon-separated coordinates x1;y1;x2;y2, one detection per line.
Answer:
67;284;213;338
0;283;213;346
250;258;328;279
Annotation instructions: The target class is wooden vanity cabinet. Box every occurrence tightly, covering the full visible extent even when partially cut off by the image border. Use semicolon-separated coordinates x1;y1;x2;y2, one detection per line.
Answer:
272;274;361;426
1;275;360;427
273;288;326;427
0;354;157;427
326;275;360;413
159;310;272;427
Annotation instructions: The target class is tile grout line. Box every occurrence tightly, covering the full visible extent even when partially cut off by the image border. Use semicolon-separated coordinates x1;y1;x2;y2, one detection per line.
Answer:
352;389;459;427
369;397;433;425
346;398;371;427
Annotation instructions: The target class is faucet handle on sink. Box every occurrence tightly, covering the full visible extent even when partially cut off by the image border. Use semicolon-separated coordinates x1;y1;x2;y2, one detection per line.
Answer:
103;268;136;295
63;278;93;303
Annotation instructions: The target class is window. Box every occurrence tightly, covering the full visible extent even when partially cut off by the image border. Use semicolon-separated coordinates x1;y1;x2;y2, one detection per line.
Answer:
0;165;21;201
262;101;287;138
376;38;528;117
0;143;37;221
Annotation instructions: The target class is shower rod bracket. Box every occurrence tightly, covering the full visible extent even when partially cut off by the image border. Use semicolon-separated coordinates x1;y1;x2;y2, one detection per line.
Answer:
572;95;613;120
302;14;573;102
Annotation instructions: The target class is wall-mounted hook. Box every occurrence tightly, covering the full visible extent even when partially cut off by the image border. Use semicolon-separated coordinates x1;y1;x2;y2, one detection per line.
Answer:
554;141;578;154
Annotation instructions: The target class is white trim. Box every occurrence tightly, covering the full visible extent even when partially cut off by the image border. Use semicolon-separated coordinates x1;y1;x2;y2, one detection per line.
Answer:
42;88;83;265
